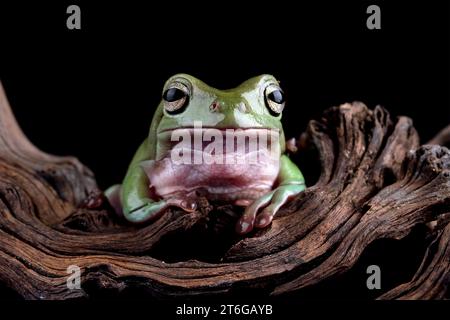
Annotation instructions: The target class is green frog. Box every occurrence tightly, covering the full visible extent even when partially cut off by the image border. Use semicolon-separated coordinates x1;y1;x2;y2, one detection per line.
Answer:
106;74;305;234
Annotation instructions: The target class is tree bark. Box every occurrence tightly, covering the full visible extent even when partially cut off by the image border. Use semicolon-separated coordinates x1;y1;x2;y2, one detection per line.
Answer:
0;83;449;300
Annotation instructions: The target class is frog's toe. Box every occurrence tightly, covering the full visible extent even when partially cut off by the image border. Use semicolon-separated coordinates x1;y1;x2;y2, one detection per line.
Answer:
236;192;274;234
234;199;253;207
255;205;277;228
254;184;306;229
167;197;197;213
236;215;255;234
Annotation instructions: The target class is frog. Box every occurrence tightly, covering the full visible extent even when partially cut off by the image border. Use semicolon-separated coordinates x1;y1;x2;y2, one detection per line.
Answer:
105;74;305;234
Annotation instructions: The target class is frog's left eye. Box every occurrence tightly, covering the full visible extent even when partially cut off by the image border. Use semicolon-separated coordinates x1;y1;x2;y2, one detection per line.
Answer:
163;82;190;114
264;84;285;116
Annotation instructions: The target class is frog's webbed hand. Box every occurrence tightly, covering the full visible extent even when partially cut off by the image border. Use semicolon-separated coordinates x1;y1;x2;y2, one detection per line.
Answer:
236;155;305;234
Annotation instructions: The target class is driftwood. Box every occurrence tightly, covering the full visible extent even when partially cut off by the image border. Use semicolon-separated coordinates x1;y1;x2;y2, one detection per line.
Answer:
0;82;449;300
427;124;450;148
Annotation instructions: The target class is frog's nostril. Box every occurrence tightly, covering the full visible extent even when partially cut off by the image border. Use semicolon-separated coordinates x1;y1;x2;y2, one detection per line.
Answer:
209;101;221;112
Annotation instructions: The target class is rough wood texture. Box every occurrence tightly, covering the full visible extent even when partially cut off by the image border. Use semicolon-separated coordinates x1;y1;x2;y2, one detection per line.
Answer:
0;83;449;300
379;217;450;300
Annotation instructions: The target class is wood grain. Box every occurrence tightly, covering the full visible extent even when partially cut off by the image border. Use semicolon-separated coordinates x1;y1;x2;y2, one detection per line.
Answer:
0;83;448;299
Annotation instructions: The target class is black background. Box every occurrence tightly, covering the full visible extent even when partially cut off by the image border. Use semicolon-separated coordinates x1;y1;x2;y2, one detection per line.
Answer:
0;0;449;301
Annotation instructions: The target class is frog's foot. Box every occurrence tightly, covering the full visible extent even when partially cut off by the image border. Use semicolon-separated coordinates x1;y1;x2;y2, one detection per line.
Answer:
125;197;197;223
236;184;306;234
105;184;197;223
167;197;198;213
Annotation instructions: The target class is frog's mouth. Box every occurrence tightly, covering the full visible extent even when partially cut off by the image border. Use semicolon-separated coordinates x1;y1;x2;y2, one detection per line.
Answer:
156;127;280;159
158;126;280;133
144;127;281;200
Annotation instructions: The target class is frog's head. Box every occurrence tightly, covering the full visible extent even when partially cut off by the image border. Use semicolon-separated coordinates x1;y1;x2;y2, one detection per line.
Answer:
155;73;286;143
159;74;286;123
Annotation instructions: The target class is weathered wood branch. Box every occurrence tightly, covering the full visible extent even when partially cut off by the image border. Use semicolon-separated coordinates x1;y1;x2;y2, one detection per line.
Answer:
427;124;450;148
379;216;450;299
0;83;449;300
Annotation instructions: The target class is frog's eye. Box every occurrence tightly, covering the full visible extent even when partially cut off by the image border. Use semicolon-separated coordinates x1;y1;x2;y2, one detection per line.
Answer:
162;82;190;114
264;84;285;116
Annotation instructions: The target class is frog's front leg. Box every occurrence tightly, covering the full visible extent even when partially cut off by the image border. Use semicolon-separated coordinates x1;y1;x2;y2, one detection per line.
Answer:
119;164;196;223
106;140;196;223
236;155;305;234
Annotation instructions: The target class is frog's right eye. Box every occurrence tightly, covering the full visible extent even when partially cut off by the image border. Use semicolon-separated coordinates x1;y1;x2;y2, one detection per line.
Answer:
163;82;190;115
